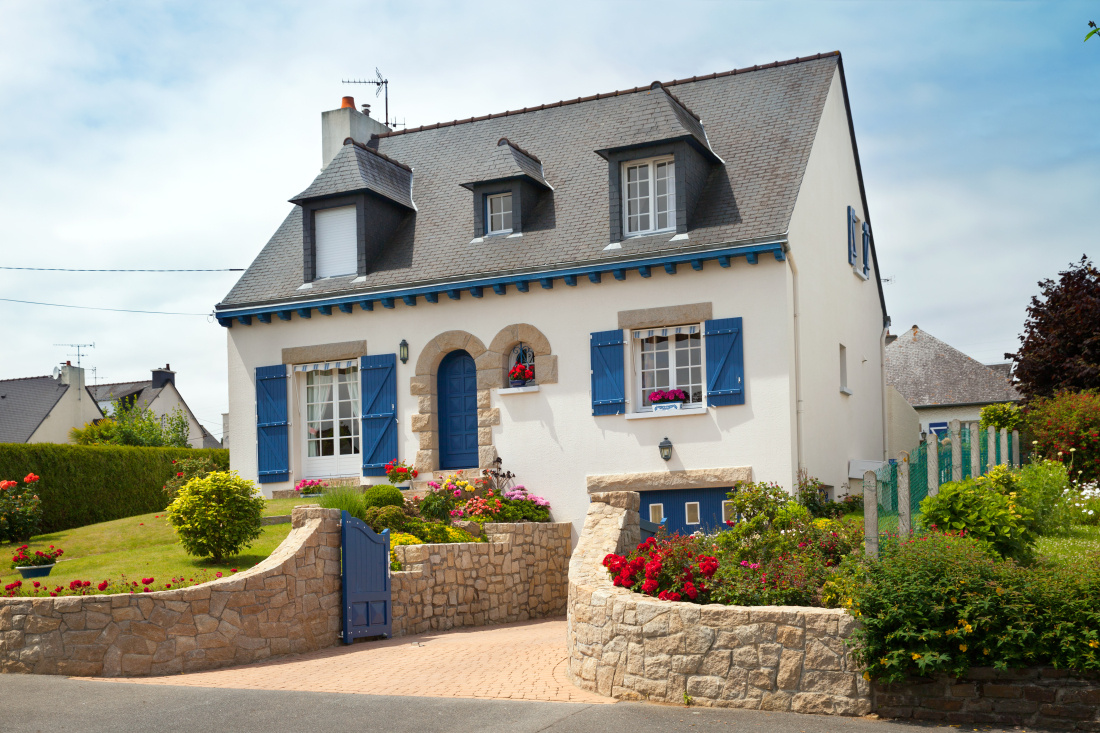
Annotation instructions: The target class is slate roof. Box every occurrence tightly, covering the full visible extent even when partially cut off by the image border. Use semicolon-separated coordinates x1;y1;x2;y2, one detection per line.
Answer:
460;138;552;190
290;142;415;210
90;381;163;408
219;53;841;310
885;327;1022;408
0;376;70;443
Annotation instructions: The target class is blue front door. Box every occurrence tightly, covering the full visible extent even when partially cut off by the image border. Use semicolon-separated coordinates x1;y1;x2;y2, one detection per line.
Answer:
438;350;478;469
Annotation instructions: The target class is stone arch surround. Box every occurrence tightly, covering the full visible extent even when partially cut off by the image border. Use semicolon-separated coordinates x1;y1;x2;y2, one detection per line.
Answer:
409;330;496;473
488;323;558;388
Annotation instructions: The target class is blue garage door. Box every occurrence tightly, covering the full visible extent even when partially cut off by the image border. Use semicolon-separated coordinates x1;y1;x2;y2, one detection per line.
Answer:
438;350;478;470
638;487;732;536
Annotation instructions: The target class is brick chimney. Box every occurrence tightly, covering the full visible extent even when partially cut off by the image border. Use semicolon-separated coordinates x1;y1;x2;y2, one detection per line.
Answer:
321;96;390;169
151;364;175;390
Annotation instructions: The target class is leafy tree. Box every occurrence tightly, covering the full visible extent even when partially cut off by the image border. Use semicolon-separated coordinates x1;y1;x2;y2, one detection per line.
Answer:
166;471;264;562
1007;256;1100;399
70;398;191;448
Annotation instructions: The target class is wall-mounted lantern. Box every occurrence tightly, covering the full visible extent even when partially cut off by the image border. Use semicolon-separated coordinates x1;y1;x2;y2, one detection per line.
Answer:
399;339;409;364
658;437;673;462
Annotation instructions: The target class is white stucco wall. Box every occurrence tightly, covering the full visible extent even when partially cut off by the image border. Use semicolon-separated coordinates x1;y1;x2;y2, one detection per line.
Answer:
914;404;986;433
28;376;103;444
886;386;920;458
226;262;795;530
784;67;887;492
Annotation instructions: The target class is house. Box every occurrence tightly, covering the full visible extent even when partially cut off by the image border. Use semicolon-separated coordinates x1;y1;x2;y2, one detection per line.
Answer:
90;365;221;449
885;325;1021;437
215;51;889;535
0;363;103;444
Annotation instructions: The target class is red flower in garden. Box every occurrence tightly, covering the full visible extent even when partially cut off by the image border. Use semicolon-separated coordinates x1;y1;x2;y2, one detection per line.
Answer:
141;577;154;585
23;473;39;483
98;581;109;591
176;472;184;477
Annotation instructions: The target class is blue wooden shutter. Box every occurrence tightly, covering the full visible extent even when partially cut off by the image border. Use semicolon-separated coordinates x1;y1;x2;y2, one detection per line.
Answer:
361;354;397;476
861;221;871;277
704;317;745;406
847;206;857;266
590;329;626;415
255;365;290;483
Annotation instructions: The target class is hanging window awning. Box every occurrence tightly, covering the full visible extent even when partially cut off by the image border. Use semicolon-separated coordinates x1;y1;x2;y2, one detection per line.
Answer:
632;325;699;339
292;359;359;373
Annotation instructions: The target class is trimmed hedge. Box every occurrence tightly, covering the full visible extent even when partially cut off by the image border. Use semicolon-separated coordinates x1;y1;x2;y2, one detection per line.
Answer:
0;443;229;535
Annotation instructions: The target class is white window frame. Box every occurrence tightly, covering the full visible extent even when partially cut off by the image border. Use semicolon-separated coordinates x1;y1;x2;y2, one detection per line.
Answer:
486;192;513;235
839;344;851;396
649;503;664;524
299;366;361;478
629;323;706;413
851;212;869;280
722;501;735;524
622;156;676;236
685;502;700;525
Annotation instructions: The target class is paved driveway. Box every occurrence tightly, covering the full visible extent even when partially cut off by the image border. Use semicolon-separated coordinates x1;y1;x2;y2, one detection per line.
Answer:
93;617;610;704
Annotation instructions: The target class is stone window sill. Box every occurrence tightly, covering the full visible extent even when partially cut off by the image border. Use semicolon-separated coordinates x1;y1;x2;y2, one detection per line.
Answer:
498;385;540;395
623;407;708;420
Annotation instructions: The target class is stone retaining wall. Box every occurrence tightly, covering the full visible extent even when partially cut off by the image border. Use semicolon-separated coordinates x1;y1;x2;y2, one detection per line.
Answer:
874;669;1100;729
567;492;870;715
0;506;342;676
390;522;571;636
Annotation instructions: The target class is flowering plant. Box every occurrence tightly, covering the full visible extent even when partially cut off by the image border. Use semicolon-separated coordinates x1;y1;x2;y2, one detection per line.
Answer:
3;571;225;598
0;473;43;543
294;479;329;494
385;460;418;484
508;363;534;382
11;544;62;568
648;389;689;404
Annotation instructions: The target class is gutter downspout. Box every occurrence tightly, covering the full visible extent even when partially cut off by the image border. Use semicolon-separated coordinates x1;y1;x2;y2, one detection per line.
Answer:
785;248;806;475
880;316;891;460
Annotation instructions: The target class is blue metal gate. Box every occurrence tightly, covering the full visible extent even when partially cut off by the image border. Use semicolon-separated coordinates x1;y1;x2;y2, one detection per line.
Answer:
341;510;392;644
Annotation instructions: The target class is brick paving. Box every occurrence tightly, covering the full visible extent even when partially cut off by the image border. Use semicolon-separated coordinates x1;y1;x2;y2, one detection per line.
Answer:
91;617;613;704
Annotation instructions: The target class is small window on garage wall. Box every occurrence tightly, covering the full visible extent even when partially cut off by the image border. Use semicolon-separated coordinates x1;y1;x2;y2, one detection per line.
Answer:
685;502;700;525
314;205;357;278
649;504;664;523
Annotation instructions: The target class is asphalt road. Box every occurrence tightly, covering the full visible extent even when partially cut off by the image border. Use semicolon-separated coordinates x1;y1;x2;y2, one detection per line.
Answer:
0;675;1015;733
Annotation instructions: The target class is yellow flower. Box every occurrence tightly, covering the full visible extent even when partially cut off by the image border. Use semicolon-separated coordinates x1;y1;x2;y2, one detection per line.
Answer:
946;629;956;636
959;644;968;652
911;653;922;661
880;657;889;665
1089;640;1099;649
964;624;973;633
863;672;871;681
996;587;1004;596
950;597;957;603
983;648;990;656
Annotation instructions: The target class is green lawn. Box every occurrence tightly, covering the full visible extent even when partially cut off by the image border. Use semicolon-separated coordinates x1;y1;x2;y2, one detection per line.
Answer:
263;497;322;517
2;506;293;592
1036;525;1100;566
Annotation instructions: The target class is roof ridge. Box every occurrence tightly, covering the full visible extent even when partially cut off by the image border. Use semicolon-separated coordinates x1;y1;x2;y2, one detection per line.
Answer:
649;81;701;122
372;51;840;139
0;374;56;383
343;138;413;172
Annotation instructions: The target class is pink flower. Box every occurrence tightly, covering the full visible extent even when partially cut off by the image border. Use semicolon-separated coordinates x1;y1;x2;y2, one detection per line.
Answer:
215;572;223;578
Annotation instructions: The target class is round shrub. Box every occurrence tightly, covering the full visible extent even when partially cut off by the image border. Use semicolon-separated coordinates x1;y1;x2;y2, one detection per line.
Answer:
166;471;265;563
363;484;404;509
363;505;408;533
919;480;1037;562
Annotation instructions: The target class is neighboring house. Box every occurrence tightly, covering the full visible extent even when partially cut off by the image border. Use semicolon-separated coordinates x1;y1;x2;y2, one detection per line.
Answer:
215;51;889;534
885;325;1021;437
90;365;221;449
0;363;103;444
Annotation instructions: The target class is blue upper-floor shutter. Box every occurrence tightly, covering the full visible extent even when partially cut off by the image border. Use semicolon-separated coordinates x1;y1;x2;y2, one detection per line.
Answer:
590;329;626;415
255;365;290;483
847;206;858;266
361;353;398;476
704;317;745;406
861;221;871;278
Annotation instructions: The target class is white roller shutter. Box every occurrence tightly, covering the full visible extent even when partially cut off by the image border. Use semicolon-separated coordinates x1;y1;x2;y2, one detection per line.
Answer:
315;206;357;278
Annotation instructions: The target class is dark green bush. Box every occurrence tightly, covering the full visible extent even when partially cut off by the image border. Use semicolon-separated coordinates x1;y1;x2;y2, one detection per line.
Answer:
0;444;229;536
363;484;404;509
362;505;408;533
163;456;224;500
920;479;1037;561
847;531;1100;682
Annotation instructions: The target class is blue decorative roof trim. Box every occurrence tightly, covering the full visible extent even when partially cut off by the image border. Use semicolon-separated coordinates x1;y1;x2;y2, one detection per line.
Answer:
215;240;786;328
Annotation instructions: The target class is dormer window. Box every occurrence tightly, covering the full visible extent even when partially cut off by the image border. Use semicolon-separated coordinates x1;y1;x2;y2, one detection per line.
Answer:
623;157;676;236
487;193;513;235
314;205;358;278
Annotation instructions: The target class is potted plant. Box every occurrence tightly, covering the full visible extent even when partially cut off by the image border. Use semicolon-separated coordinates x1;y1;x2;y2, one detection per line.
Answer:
294;479;329;497
648;389;689;412
11;544;63;579
508;363;534;387
385;460;418;487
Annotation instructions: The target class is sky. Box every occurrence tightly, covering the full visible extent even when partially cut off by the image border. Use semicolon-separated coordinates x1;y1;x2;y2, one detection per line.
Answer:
0;0;1097;442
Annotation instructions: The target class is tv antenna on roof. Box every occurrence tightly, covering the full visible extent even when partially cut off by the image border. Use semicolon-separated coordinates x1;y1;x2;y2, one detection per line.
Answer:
54;342;94;368
343;68;393;128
